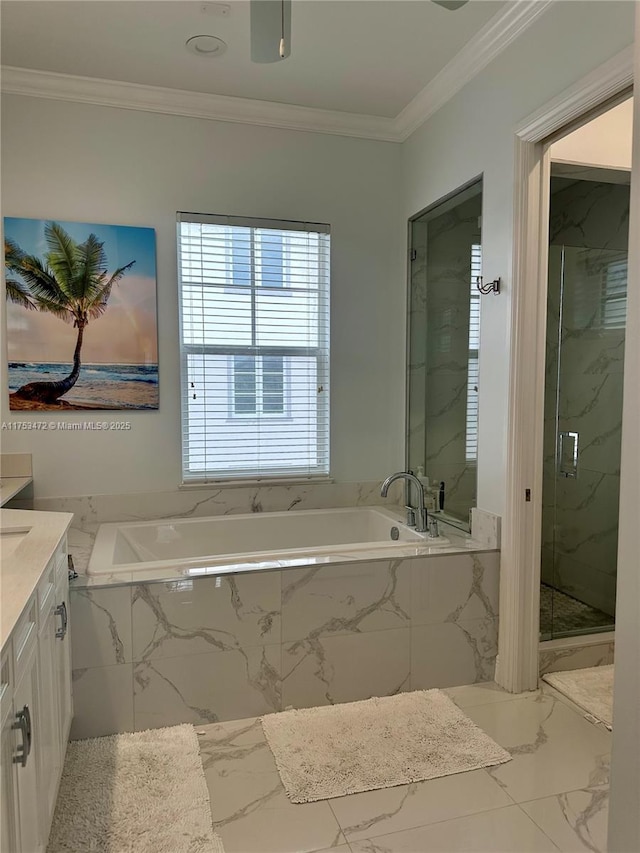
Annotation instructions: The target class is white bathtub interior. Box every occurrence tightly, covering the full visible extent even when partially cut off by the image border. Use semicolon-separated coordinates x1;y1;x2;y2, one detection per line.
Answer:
88;506;448;575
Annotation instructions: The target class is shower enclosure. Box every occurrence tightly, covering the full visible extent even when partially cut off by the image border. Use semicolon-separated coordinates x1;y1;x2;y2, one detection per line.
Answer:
541;168;629;639
407;179;482;529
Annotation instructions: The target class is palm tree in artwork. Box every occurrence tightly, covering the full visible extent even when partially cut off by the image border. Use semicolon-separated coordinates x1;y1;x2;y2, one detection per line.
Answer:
4;222;135;403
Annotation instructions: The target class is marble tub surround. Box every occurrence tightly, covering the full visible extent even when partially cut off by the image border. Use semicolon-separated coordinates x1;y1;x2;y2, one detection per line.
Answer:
470;508;501;549
13;478;405;532
68;512;493;589
68;549;500;738
198;682;611;853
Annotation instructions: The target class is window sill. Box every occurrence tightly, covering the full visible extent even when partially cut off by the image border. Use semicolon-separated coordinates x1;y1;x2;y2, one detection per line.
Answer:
179;475;334;491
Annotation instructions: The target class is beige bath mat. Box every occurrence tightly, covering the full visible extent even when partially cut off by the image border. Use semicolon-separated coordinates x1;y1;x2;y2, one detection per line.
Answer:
260;689;512;803
543;665;614;729
47;724;224;853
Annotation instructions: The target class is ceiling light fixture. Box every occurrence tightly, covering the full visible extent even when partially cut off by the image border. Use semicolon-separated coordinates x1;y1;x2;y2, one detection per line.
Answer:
185;34;227;58
250;0;291;63
248;0;466;66
431;0;469;9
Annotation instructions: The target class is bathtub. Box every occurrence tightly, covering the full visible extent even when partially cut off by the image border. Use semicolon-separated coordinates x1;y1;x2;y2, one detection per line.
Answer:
87;506;446;576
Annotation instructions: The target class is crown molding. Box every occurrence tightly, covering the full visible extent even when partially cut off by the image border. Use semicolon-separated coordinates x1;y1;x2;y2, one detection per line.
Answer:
1;0;554;144
0;65;401;142
395;0;555;141
515;43;634;142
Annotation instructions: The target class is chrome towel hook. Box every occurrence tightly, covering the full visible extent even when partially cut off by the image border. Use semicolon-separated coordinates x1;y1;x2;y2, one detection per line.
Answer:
476;276;501;295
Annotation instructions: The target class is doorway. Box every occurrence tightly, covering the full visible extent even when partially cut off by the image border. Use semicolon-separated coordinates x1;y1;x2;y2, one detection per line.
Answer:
540;161;630;640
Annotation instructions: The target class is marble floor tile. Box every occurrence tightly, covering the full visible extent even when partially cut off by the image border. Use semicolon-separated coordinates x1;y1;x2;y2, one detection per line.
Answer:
444;682;537;708
465;693;611;803
347;805;559;852
214;787;346;853
328;770;512;841
133;644;281;729
315;847;352;853
522;788;609;853
198;718;345;853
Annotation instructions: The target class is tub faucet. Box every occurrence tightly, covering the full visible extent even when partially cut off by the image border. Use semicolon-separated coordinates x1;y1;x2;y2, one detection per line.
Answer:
380;471;428;533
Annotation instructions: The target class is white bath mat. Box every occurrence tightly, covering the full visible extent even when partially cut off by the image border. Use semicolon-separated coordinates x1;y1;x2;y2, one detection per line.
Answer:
543;664;614;729
47;724;225;853
260;689;512;803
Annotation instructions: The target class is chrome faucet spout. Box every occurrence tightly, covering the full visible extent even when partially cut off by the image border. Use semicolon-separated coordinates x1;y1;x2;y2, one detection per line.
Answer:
380;471;428;533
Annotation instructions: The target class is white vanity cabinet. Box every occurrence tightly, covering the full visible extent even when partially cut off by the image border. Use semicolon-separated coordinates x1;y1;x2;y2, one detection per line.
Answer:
12;599;43;853
37;563;62;838
1;524;73;853
54;553;72;749
1;649;19;853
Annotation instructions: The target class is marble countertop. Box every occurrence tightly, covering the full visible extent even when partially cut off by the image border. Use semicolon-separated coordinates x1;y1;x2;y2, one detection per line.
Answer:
0;477;33;507
1;508;74;650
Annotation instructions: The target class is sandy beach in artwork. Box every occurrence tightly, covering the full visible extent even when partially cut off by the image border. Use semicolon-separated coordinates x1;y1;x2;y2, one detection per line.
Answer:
9;380;158;410
8;363;159;411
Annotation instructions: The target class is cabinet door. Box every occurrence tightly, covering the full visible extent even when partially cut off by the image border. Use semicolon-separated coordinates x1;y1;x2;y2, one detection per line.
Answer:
13;643;43;853
1;707;19;853
1;648;19;853
54;572;72;750
37;590;62;835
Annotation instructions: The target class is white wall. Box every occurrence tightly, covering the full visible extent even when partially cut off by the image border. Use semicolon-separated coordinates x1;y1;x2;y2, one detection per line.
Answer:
550;98;633;169
1;97;403;497
401;0;635;515
607;10;640;849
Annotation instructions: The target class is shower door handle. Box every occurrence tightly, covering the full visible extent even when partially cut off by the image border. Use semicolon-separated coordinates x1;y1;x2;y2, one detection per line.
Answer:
559;431;579;478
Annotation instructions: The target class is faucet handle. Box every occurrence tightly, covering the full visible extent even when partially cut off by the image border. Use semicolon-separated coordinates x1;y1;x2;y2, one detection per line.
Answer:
428;515;439;539
404;506;417;528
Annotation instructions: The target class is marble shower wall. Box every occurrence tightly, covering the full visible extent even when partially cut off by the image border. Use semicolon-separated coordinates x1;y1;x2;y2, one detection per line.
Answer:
408;190;481;524
542;177;629;620
68;550;500;738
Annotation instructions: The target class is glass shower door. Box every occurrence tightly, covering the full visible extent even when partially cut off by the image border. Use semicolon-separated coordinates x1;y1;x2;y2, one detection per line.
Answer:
541;245;626;639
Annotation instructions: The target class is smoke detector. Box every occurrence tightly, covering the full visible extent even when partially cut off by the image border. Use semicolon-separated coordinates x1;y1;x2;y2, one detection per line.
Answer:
185;35;227;57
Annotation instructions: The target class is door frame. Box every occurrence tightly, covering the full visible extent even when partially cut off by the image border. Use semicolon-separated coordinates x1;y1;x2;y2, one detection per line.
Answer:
495;46;634;693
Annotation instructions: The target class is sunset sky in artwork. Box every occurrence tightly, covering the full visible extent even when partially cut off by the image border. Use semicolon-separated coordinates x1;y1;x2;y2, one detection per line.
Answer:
5;218;158;365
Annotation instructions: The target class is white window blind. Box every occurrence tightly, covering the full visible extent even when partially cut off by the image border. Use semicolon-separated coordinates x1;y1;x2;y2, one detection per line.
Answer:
601;257;627;330
178;213;330;482
466;244;482;463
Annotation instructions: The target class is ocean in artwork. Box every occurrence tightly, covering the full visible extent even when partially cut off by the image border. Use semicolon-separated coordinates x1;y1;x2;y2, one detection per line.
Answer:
8;362;159;409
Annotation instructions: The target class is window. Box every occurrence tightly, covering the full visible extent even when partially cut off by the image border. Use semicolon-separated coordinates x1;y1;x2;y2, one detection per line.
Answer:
232;355;285;416
466;244;481;463
178;214;330;481
601;257;627;330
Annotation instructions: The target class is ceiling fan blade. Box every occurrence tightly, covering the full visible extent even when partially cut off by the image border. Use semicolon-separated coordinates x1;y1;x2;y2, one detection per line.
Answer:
250;0;292;63
432;0;470;9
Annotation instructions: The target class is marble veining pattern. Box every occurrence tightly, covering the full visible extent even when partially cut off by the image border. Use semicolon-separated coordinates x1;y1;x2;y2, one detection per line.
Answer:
194;682;612;853
16;478;405;536
539;640;614;675
69;549;499;736
281;559;411;643
543;177;628;633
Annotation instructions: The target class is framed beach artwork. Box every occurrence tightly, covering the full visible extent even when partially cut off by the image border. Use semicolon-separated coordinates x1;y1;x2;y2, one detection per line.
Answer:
4;217;158;411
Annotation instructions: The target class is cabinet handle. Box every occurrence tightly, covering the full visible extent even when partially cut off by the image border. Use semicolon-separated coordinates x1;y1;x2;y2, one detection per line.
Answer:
55;601;68;640
13;704;32;767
